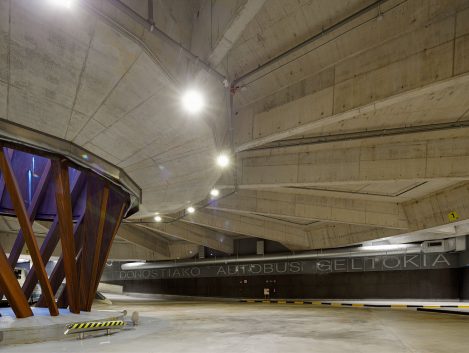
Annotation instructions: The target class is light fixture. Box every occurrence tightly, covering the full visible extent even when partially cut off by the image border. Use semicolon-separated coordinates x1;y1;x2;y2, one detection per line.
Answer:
181;89;204;114
187;206;195;214
210;188;220;197
47;0;73;8
216;154;230;168
154;215;162;222
122;261;146;269
361;244;408;251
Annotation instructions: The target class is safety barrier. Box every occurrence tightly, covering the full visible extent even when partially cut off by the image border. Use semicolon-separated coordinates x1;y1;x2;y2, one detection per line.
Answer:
64;320;125;339
239;299;469;310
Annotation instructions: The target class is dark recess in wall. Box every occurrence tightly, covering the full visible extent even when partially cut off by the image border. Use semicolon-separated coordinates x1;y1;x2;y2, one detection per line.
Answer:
460;268;469;300
109;268;463;300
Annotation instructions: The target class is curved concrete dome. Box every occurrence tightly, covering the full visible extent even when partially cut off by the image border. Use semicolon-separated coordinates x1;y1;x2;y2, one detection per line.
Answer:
0;0;220;216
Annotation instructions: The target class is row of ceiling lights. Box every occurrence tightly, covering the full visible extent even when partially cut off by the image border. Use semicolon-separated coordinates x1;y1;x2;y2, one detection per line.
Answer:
153;150;229;223
46;0;230;223
173;89;230;221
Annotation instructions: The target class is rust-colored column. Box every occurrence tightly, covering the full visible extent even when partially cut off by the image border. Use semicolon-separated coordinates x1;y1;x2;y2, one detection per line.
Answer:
91;201;127;298
85;185;109;310
52;160;80;314
0;147;58;316
22;173;85;300
7;160;52;269
36;213;85;308
0;245;33;318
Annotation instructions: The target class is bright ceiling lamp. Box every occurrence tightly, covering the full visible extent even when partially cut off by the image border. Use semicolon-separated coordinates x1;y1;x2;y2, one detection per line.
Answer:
47;0;73;8
181;89;205;114
154;215;162;222
361;244;408;251
210;188;220;197
216;154;230;168
186;206;195;214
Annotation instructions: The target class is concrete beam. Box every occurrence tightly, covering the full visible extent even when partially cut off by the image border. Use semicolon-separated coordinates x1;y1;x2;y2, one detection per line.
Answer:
209;189;408;230
232;128;469;188
168;241;200;259
0;231;170;261
305;223;401;249
207;0;266;67
109;240;168;261
182;210;402;250
117;223;171;258
232;2;469;150
143;222;234;254
403;182;469;231
182;209;311;251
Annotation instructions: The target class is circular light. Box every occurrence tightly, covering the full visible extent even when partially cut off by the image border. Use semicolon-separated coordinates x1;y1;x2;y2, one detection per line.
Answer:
216;154;230;168
187;206;195;214
181;89;204;114
154;215;162;222
210;188;220;197
48;0;73;8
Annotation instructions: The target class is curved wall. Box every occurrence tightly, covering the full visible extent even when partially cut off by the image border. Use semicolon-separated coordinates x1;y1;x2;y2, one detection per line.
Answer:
109;269;463;300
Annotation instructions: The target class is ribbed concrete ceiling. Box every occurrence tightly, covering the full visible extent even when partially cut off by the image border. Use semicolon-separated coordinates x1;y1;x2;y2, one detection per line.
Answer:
2;0;469;261
0;0;220;216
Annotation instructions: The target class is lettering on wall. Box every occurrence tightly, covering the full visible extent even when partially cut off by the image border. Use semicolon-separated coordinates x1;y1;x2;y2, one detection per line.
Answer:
102;253;457;281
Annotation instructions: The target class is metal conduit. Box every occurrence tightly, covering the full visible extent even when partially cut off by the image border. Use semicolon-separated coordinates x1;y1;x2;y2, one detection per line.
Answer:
122;244;422;270
232;0;391;86
103;0;226;83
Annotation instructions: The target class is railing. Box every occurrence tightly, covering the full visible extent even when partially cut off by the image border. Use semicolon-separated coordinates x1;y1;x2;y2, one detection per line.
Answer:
64;320;125;339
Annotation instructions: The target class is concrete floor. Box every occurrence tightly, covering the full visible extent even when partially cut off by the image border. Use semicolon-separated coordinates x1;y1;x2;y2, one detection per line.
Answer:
2;300;469;353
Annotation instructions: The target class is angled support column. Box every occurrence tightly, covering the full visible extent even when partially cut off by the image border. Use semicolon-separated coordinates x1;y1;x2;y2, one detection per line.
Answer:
86;185;109;310
22;173;85;300
79;178;110;311
52;160;80;314
0;152;51;300
7;160;52;268
91;199;127;302
0;147;58;316
0;245;32;318
36;212;85;308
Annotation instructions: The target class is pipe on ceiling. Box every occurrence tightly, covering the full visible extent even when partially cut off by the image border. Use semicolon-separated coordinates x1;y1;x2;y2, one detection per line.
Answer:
232;0;392;86
104;0;226;83
122;244;423;270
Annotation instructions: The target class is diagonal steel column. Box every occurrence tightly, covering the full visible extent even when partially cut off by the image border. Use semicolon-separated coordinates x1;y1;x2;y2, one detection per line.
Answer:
52;160;80;314
0;147;59;316
0;244;33;318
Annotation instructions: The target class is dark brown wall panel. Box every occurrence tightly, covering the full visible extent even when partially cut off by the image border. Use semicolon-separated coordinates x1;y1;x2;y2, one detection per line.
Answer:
111;269;461;300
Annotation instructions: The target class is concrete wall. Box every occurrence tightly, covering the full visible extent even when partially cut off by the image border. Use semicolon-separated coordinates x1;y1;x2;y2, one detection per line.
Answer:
109;268;461;300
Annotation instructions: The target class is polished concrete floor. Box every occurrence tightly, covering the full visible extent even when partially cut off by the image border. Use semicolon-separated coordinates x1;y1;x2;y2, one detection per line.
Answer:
2;299;469;352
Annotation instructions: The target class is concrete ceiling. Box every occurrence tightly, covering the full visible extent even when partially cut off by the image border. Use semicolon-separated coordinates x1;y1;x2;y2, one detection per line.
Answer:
0;0;221;216
2;0;469;260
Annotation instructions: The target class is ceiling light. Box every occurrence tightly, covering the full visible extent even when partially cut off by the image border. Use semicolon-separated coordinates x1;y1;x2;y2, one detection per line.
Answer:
187;206;195;214
47;0;73;8
154;215;162;222
121;261;146;269
181;89;204;114
216;154;230;168
210;188;220;197
361;244;408;251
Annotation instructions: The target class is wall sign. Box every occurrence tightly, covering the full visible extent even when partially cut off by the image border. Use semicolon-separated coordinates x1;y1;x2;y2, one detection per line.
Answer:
448;211;459;222
102;253;458;282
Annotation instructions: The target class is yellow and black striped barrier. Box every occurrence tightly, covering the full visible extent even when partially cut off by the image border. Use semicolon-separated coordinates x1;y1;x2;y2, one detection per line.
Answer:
65;320;125;337
239;299;469;312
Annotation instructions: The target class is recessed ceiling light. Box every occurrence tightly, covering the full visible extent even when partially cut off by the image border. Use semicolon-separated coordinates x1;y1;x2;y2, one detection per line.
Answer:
154;215;162;222
48;0;73;8
187;206;195;214
216;154;230;168
210;188;220;197
181;89;204;114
